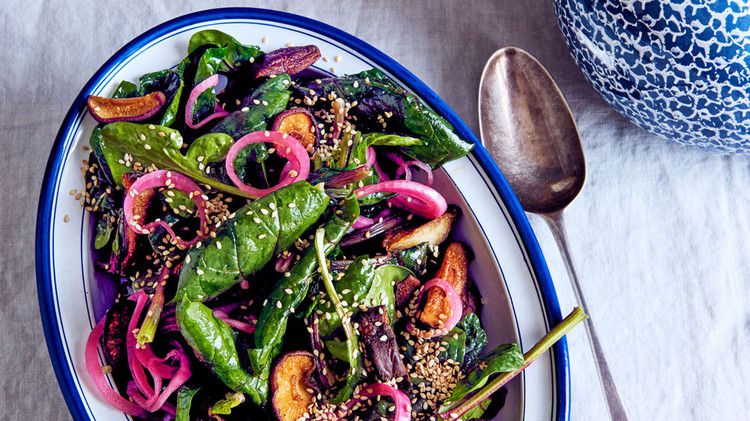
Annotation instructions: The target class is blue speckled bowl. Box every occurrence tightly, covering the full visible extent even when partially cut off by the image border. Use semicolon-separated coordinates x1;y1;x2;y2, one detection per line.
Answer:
554;1;750;153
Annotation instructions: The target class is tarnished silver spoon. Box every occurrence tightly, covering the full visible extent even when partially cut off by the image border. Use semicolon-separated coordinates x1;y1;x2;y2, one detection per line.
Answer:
478;47;628;421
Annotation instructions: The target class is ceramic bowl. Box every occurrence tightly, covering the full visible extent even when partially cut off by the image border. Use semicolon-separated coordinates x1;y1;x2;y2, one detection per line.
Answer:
36;8;568;420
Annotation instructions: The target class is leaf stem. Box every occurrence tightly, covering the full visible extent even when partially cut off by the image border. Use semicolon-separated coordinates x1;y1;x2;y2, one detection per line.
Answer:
440;307;588;419
314;227;358;369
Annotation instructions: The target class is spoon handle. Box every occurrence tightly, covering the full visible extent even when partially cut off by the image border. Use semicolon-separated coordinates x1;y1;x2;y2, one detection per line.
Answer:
541;211;629;421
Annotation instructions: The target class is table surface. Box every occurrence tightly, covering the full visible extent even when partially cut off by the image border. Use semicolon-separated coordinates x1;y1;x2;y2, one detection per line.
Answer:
3;1;749;420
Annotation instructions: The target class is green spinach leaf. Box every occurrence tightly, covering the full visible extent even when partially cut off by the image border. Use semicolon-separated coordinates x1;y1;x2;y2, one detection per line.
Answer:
175;386;199;421
210;391;245;415
175;181;329;302
457;313;488;367
98;122;246;196
317;256;375;337
306;68;472;167
440;343;523;410
138;69;184;127
211;74;291;139
176;299;265;404
112;80;138;98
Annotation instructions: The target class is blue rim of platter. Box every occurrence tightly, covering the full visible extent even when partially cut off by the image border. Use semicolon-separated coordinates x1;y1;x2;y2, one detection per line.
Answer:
35;7;569;421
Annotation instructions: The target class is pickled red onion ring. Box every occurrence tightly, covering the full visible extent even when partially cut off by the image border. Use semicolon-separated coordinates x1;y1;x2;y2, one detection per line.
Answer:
225;130;310;197
355;180;447;219
185;74;229;129
84;318;149;418
123;170;209;249
344;382;411;421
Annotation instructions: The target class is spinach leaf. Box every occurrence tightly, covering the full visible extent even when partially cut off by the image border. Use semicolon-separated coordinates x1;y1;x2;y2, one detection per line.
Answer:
90;125;127;185
176;299;265;404
138;69;184;127
440;343;524;410
391;242;429;275
440;327;468;364
247;196;359;402
162;189;195;217
348;132;421;168
112;81;138;98
457;313;488;367
175;386;199;421
187;30;262;70
189;30;239;54
317;256;375;337
175;181;329;302
317;262;408;337
324;339;349;362
210;391;245;415
94;216;114;249
192;47;227;122
367;264;410;322
211;74;291;139
98;122;246;196
306;68;472;167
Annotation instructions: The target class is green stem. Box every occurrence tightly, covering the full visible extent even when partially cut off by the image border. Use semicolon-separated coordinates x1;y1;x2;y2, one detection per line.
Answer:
441;307;588;419
136;284;165;347
314;228;358;366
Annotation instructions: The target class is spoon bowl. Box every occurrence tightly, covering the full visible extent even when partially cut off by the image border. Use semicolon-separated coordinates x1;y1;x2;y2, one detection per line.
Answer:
478;47;585;214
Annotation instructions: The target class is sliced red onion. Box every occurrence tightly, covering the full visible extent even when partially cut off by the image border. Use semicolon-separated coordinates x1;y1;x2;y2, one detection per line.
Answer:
365;147;377;169
213;309;256;335
128;342;191;412
225;130;310;197
407;278;463;339
126;291;156;401
395;160;434;187
123;170;209;249
185;74;230;129
355;180;447;219
351;207;392;230
340;215;406;248
275;253;294;273
84;318;149;418
352;215;375;229
346;382;412;421
134;344;178;379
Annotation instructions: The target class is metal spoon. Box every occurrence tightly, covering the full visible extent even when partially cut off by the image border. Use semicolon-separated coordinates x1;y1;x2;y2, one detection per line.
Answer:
478;47;629;421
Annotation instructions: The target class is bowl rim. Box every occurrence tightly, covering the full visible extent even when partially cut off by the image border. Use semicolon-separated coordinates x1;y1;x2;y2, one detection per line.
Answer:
35;7;569;420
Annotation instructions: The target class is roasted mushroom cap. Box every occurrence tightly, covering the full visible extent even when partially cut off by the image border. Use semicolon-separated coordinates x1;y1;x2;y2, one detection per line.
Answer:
86;91;166;123
256;45;321;78
271;351;317;421
383;206;458;251
419;242;471;327
272;108;318;152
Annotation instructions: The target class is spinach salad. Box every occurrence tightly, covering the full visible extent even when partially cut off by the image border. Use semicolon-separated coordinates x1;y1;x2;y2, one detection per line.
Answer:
81;30;584;421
